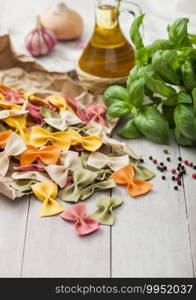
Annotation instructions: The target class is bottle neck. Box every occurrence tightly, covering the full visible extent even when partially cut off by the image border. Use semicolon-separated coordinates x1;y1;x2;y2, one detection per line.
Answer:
95;4;119;29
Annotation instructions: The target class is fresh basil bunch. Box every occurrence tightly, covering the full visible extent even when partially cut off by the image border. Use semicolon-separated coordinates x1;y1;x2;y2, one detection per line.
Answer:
103;15;196;146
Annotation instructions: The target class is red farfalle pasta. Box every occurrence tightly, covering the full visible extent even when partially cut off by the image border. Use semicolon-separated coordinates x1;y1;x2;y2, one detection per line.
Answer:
61;203;100;235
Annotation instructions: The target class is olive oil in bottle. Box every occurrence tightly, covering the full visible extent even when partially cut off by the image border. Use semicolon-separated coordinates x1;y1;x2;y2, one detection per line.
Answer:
78;4;135;78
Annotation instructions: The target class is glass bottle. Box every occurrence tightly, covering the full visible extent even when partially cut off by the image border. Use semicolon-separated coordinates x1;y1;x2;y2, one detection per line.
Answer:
78;0;135;79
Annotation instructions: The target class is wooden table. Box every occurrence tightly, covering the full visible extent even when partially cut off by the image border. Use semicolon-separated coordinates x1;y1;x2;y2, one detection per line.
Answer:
0;0;195;278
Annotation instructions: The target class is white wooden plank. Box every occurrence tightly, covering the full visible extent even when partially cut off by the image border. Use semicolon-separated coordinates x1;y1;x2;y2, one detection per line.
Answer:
21;191;110;277
0;195;29;277
111;135;193;277
179;146;196;276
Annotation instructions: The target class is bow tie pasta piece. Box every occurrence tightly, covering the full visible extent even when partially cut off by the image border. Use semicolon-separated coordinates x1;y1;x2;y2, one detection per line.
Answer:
46;95;72;112
90;197;123;225
29;127;71;151
110;164;153;198
61;203;100;235
59;151;83;169
0;100;22;110
80;179;116;200
0;84;25;104
14;164;46;172
20;145;61;166
59;169;98;202
31;181;64;217
4;116;30;144
87;152;129;171
12;171;50;182
45;165;69;188
0;132;26;176
67;129;102;152
44;110;82;131
0;130;13;149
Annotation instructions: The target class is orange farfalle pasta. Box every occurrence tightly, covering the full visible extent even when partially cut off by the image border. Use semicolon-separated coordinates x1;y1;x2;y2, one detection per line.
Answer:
20;145;61;166
110;164;153;198
0;130;13;149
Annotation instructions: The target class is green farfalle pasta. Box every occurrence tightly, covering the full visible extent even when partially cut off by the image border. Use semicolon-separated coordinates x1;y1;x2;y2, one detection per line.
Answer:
90;197;123;225
80;180;116;201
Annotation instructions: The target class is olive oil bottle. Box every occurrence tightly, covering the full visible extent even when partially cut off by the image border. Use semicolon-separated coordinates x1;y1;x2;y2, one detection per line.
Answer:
78;2;135;79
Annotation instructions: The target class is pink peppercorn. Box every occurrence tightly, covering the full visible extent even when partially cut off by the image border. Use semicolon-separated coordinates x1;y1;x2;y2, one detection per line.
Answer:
153;159;157;164
171;169;176;174
189;162;193;167
184;160;189;165
176;176;181;181
192;174;196;179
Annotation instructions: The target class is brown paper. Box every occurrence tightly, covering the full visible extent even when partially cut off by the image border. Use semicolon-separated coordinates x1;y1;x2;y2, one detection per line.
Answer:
0;176;29;200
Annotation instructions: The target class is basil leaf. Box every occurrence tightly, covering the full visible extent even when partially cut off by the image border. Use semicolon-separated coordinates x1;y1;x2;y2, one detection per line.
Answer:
118;118;143;139
188;33;196;45
127;65;144;89
107;101;130;118
179;47;196;60
163;96;178;107
130;14;145;49
135;48;148;65
144;71;177;97
175;127;195;146
192;87;196;113
181;60;196;92
162;105;175;128
146;39;174;58
177;92;192;104
128;78;144;107
134;106;169;144
103;86;129;107
152;50;182;85
168;18;191;48
174;104;196;141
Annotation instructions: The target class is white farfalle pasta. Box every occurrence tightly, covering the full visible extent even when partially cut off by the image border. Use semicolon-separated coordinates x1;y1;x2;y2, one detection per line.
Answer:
45;165;69;188
11;171;50;182
0;108;28;120
87;152;129;171
46;151;83;187
59;150;83;168
44;110;82;131
0;133;27;176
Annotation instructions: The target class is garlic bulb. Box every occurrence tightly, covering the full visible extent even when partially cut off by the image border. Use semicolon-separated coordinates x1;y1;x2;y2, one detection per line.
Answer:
26;17;57;57
39;2;83;40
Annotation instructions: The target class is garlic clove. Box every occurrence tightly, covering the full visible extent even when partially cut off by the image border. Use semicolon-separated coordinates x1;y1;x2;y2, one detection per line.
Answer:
25;19;57;57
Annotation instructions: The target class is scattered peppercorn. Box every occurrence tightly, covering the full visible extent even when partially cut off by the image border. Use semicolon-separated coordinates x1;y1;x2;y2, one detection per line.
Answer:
172;176;176;181
162;175;166;180
184;160;189;165
166;157;171;162
182;170;186;175
174;186;178;191
193;166;196;170
171;169;176;174
178;157;182;161
192;174;196;179
176;176;180;181
149;156;153;160
163;149;169;154
177;181;182;186
178;163;181;167
189;162;193;167
177;167;180;171
140;159;144;163
160;162;164;166
153;159;157;164
163;166;167;171
181;166;185;170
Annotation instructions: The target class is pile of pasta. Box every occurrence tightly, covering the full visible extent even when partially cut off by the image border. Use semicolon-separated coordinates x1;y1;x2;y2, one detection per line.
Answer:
0;84;155;235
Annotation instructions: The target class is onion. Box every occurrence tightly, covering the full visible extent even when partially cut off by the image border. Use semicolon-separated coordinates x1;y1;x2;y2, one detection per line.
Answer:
39;2;83;41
